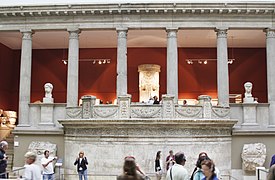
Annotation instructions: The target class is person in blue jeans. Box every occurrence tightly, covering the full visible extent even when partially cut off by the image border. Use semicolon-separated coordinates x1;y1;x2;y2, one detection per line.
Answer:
74;151;88;180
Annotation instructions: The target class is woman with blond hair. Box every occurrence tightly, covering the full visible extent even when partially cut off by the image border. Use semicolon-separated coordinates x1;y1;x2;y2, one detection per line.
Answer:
74;151;88;180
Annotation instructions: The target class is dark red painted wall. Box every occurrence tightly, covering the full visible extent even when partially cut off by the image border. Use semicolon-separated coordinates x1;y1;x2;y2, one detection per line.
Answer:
0;45;268;112
0;43;18;111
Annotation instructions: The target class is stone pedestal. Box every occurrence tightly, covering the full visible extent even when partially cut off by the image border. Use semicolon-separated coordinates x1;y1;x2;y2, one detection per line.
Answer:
40;104;54;126
43;97;54;103
243;97;254;103
242;104;258;126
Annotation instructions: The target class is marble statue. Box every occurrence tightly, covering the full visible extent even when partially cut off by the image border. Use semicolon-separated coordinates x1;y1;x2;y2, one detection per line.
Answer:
243;82;254;103
43;83;54;103
241;143;266;171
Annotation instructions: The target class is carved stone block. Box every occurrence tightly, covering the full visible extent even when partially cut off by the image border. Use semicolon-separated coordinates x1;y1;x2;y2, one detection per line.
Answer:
28;141;57;167
241;143;266;171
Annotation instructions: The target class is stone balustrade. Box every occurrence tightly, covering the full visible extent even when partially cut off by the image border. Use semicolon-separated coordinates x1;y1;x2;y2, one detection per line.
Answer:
65;94;230;120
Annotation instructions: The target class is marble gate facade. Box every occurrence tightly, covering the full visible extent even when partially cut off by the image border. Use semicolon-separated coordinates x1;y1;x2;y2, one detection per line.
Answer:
0;2;274;179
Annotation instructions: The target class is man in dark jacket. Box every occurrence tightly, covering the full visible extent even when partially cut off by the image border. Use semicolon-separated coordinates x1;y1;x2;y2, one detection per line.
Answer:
0;141;8;179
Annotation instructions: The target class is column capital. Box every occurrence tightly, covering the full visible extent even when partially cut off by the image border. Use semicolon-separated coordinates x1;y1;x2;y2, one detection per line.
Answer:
166;28;178;38
215;28;228;38
67;28;80;39
20;29;33;40
264;28;275;38
116;28;128;38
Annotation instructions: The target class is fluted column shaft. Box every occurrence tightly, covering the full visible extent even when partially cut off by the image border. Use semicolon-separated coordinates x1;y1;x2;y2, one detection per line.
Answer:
216;28;229;107
166;28;178;103
265;29;275;125
116;28;128;97
67;28;80;107
18;30;33;126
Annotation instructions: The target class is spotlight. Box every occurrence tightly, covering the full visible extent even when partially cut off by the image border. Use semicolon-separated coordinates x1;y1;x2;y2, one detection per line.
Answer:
98;60;102;64
203;60;207;64
198;60;202;64
62;60;67;65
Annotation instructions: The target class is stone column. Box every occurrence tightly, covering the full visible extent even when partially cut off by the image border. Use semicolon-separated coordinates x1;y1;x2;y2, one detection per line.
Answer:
265;28;275;126
216;28;229;107
166;28;178;103
18;30;33;126
66;28;80;107
116;28;128;97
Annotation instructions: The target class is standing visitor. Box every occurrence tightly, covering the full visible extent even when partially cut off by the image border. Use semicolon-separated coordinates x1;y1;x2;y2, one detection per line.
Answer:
166;152;188;180
270;154;275;167
201;160;218;180
24;151;42;180
155;151;163;180
190;152;210;180
74;151;88;180
41;150;57;180
166;150;175;171
117;156;144;180
0;141;8;179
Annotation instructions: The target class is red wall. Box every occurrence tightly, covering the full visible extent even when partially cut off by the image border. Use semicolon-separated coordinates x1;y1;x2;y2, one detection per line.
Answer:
0;46;268;112
0;43;18;111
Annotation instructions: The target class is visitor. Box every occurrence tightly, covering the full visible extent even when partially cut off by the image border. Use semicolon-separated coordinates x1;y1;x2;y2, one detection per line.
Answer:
24;151;42;180
148;97;154;105
166;152;189;180
155;151;163;180
41;150;57;180
190;152;210;180
267;164;275;180
201;160;218;180
166;150;175;171
0;141;8;179
183;100;187;105
74;151;88;180
117;156;145;180
270;154;275;167
153;96;160;104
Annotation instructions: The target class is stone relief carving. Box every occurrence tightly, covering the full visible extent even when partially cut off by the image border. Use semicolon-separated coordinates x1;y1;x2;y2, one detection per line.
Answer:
82;101;91;119
65;126;232;137
241;143;266;171
94;107;118;118
66;107;82;119
131;106;161;118
28;141;57;167
211;107;230;119
162;95;175;118
138;64;160;103
175;106;202;118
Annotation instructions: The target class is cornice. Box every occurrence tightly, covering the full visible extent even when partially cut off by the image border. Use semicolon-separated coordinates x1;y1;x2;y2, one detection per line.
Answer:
0;3;274;17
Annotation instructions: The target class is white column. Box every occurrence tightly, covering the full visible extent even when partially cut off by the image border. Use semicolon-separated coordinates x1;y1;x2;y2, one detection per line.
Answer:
265;28;275;126
216;28;229;107
67;28;80;107
116;28;128;97
166;28;178;103
18;30;33;126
